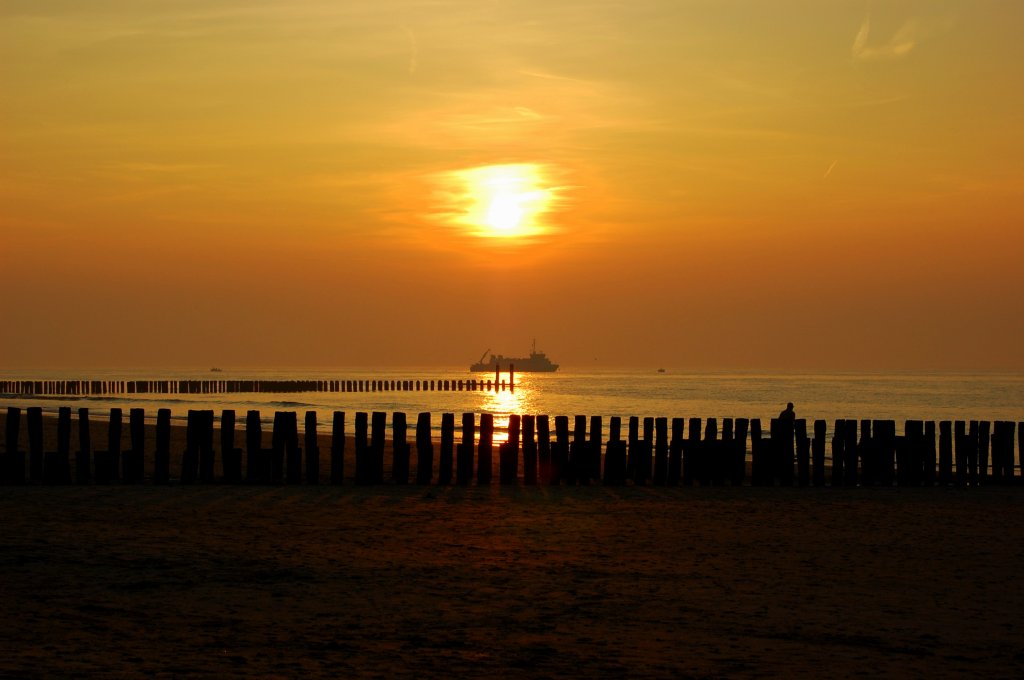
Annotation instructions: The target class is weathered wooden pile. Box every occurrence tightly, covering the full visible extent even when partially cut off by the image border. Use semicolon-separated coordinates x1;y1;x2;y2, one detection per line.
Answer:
1;407;1020;487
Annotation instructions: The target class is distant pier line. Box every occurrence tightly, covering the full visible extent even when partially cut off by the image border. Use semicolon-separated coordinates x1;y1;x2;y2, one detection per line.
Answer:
0;375;516;397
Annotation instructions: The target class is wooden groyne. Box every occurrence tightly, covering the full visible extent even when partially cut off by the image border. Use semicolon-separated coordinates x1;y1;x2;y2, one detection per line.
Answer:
0;375;515;396
1;407;1021;488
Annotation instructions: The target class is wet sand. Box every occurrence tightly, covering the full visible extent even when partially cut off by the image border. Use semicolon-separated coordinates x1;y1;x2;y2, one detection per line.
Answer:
2;413;1023;677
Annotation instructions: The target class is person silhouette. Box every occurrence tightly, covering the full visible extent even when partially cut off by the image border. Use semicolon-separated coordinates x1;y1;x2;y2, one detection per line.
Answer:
779;402;795;420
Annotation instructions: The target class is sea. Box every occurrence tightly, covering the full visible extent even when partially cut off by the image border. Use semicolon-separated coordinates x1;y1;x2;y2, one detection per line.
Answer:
2;368;1022;442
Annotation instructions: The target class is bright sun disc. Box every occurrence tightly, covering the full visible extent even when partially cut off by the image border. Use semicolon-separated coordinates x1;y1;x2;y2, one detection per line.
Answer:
434;163;562;240
486;192;525;233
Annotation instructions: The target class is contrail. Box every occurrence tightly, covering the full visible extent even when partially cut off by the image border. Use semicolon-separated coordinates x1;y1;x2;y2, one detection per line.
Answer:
823;160;838;179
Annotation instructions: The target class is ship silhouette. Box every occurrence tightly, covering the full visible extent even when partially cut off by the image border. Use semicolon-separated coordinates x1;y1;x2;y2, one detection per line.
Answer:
470;339;559;372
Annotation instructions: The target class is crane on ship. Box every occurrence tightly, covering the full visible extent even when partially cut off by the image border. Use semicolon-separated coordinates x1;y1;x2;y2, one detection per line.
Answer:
477;348;492;365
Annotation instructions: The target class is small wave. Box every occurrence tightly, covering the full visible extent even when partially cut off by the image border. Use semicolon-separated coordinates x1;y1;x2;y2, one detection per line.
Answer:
266;400;320;410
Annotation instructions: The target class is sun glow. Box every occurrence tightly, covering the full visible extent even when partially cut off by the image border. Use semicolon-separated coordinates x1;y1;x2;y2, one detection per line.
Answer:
434;163;564;240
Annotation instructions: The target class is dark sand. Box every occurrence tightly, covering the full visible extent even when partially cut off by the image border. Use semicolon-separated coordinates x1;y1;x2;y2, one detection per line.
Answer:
2;412;1024;678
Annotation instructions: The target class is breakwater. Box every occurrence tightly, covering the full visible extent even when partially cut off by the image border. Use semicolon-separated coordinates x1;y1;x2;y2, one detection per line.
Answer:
2;406;1020;487
0;376;515;396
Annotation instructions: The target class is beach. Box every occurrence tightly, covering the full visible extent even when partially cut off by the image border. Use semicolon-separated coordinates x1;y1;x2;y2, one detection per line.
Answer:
2;414;1023;677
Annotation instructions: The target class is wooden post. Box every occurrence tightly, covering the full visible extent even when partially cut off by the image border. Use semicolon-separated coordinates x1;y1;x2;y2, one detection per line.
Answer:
923;421;936;486
392;411;409;484
716;418;732;486
588;415;602;482
641;417;654;485
306;411;320;484
603;417;625;485
46;406;72;484
1019;422;1024;485
500;415;520;484
939;421;953;486
477;413;493;485
457;413;475;485
775;417;793;486
125;408;145;484
270;411;286;484
699;418;717;486
76;408;91;484
653;417;668;485
978;421;991;485
967;420;979;486
522;415;537;485
842;420;858;487
668;418;684;486
568;415;586;485
27;406;43;483
733;418;749;487
901;420;923;487
181;411;198;484
368;409;385;483
536;415;551;485
990;421;1014;484
222;410;242;483
810;420;825;487
953;421;967;486
2;406;23;483
875;420;895;487
332;411;346;485
858;419;874;487
830;419;845;488
155;409;171;485
795;419;809;487
285;411;302;484
246;410;264;483
108;408;122;483
684;417;701;486
552;416;569;485
354;412;369;484
415;412;432;485
626;416;639;483
752;418;767;485
438;413;454;485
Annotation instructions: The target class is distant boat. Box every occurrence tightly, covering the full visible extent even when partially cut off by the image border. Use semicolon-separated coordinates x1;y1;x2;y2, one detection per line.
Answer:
657;368;666;373
210;367;223;373
470;339;559;372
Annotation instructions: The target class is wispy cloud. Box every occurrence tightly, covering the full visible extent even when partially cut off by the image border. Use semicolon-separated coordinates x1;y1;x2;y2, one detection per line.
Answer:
852;14;917;61
401;25;418;75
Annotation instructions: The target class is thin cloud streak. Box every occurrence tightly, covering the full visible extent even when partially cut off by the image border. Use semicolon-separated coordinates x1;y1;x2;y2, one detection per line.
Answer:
401;25;418;75
852;14;917;61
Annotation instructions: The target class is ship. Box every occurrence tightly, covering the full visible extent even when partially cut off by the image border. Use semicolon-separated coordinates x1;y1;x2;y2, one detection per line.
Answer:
470;339;559;372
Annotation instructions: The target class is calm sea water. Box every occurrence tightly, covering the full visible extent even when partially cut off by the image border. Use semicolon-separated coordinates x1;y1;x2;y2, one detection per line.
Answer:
2;368;1022;440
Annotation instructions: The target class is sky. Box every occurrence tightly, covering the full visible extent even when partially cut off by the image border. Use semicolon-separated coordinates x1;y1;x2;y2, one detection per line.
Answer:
2;0;1022;371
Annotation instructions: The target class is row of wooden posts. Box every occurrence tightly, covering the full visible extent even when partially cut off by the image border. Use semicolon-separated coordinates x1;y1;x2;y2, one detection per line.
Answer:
2;406;1021;487
0;375;515;396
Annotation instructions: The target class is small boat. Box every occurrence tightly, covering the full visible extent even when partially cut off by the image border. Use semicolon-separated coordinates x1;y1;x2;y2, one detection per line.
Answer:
210;367;223;373
657;368;666;373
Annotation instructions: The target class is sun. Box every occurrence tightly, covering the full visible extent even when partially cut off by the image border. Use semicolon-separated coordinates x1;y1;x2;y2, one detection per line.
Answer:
434;163;563;240
485;191;525;234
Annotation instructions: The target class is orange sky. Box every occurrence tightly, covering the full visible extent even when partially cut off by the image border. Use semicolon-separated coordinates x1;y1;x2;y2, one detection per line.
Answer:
2;1;1022;370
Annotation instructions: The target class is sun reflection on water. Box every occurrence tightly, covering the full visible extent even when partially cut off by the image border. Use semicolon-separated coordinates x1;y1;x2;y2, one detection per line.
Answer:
475;372;538;443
